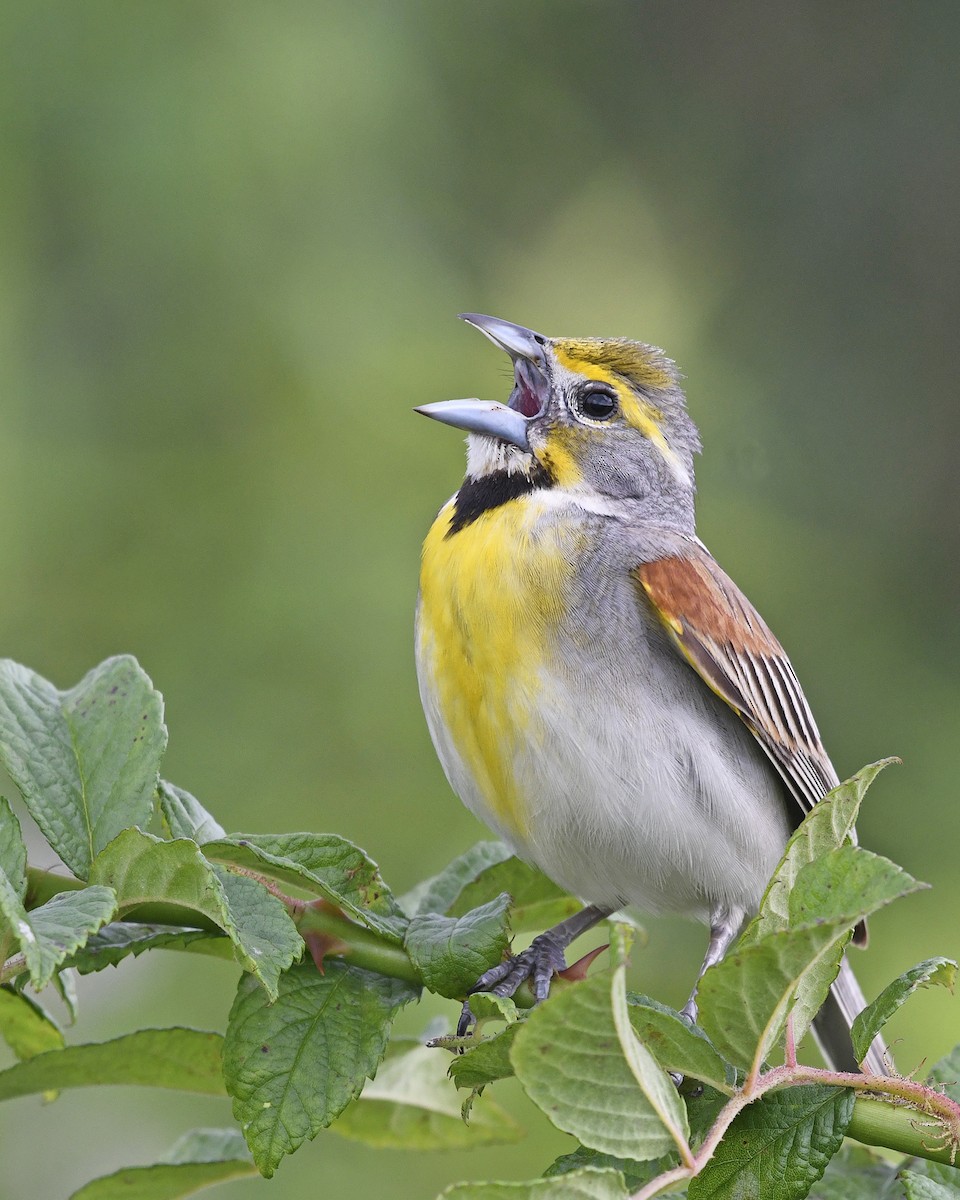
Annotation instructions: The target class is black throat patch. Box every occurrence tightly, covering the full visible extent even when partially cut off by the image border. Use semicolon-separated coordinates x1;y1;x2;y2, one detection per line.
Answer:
446;463;553;536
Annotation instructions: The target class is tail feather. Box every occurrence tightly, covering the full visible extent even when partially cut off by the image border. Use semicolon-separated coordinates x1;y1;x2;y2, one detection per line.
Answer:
812;954;889;1076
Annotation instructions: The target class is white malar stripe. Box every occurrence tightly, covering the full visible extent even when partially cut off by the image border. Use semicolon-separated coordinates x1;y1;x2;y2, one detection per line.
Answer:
465;433;534;479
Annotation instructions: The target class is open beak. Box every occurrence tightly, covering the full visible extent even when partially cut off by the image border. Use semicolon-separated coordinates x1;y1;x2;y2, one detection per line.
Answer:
459;314;551;420
457;313;546;365
415;314;552;450
414;398;531;451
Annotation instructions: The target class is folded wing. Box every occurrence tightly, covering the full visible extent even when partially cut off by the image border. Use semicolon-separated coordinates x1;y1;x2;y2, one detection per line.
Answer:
635;546;839;820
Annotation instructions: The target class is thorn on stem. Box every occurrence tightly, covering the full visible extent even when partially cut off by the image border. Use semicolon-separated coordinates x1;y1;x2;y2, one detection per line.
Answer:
557;943;609;982
303;929;350;974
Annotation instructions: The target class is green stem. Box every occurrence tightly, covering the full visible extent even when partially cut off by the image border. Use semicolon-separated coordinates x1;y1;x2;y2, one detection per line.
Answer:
714;1066;960;1172
848;1096;959;1166
295;902;422;987
0;953;26;986
22;864;422;988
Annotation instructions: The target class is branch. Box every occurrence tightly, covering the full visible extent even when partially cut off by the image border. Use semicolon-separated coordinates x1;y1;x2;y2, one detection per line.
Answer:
848;1095;960;1164
632;1062;960;1199
293;898;421;986
23;868;960;1179
22;864;422;989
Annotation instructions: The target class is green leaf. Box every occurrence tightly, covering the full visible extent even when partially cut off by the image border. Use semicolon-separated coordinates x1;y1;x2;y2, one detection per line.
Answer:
788;847;924;930
610;934;690;1152
786;846;924;1043
0;986;64;1059
793;936;852;1058
736;769;900;1051
68;1128;256;1199
469;991;520;1024
449;1022;522;1090
510;957;682;1162
416;842;515;914
204;832;407;943
0;865;29;961
685;1085;731;1145
928;1044;960;1104
0;657;166;879
439;1168;630;1199
89;828;219;915
25;887;119;987
851;958;957;1064
222;959;417;1177
701;842;925;1072
405;895;512;998
750;760;897;941
545;1146;668;1192
627;994;732;1093
212;865;303;997
162;1127;251;1163
697;923;845;1072
67;922;227;974
0;796;27;901
90;828;302;999
809;1143;904;1199
420;842;582;932
688;1085;854;1200
903;1160;960;1196
0;879;118;989
0;1027;226;1100
52;966;80;1024
0;802;27;962
332;1041;522;1149
157;781;225;843
900;1173;960;1200
456;865;582;932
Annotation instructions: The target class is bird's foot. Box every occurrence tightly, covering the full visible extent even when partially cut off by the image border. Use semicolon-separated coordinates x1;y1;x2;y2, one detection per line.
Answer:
666;997;696;1089
456;928;570;1037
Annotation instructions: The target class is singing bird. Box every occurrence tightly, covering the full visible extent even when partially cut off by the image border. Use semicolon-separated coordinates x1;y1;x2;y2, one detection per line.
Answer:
415;314;886;1075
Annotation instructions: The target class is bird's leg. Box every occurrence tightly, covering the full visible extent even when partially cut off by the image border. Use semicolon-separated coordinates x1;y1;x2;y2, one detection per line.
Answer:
457;903;612;1036
680;910;742;1025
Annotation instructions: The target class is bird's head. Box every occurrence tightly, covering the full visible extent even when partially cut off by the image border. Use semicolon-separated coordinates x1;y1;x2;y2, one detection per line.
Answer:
418;314;701;527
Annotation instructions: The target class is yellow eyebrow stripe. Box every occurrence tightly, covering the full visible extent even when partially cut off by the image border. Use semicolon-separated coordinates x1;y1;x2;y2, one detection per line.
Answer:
554;339;674;390
553;343;685;481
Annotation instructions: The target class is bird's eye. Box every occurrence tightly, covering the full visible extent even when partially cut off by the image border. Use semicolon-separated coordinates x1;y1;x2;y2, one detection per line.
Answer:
576;388;618;421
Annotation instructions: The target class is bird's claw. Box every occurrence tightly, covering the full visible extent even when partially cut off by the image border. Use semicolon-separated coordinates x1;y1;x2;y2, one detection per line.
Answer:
456;929;570;1037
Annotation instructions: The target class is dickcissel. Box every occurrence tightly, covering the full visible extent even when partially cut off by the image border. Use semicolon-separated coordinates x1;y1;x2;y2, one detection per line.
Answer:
415;314;886;1075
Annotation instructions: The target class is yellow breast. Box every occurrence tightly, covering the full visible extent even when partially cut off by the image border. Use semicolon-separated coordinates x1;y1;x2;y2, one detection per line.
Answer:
417;493;576;839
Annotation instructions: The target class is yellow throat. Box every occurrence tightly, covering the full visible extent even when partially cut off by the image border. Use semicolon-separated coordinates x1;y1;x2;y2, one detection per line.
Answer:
417;488;576;839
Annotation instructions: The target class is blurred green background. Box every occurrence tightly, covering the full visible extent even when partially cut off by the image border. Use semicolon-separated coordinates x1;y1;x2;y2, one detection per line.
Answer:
1;2;958;1196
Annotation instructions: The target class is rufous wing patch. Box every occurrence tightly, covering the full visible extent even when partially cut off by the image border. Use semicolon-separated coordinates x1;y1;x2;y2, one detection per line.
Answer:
634;549;840;819
638;555;776;658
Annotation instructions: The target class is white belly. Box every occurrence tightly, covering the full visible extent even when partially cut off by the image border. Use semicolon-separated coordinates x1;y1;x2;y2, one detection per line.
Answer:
418;583;792;927
511;657;791;923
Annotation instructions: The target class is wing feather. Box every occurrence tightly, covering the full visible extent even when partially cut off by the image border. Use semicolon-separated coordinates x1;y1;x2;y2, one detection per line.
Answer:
635;548;840;819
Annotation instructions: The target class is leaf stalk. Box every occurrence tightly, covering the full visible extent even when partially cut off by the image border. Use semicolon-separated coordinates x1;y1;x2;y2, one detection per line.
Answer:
630;1063;960;1199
